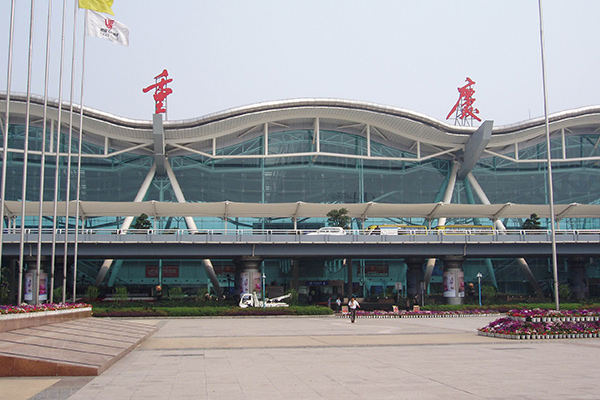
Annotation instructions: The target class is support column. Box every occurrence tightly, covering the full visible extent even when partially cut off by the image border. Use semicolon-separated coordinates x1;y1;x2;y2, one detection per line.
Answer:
107;260;124;287
292;259;299;291
202;259;223;298
346;258;353;300
442;256;466;305
467;172;544;297
9;258;17;305
424;161;460;287
568;256;588;300
95;164;157;285
234;256;264;298
405;257;425;298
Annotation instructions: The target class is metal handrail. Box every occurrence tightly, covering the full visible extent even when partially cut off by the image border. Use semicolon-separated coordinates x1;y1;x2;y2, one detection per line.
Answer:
4;227;600;240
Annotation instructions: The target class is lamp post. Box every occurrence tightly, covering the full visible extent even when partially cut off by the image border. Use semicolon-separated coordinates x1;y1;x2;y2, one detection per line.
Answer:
262;272;266;309
477;272;483;306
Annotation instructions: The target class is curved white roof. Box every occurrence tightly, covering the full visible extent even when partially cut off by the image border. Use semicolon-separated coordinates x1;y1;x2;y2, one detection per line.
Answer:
3;93;600;161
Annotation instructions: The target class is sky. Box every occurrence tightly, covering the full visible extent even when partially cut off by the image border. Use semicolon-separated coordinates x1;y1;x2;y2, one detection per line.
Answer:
1;0;600;126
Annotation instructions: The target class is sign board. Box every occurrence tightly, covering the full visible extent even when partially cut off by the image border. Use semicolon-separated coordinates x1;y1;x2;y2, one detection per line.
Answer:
145;266;179;278
364;265;389;277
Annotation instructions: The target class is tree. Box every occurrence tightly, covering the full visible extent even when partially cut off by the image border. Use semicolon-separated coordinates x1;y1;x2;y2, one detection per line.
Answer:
132;213;152;230
481;285;497;305
522;213;541;230
326;208;351;229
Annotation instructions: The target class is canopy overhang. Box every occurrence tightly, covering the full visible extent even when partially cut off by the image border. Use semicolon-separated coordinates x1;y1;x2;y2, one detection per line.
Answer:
3;201;599;221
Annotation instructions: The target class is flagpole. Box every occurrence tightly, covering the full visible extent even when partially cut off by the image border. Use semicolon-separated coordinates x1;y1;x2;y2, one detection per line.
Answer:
538;0;560;310
63;1;79;303
34;0;53;305
19;0;37;305
73;10;89;302
50;0;68;304
0;0;16;303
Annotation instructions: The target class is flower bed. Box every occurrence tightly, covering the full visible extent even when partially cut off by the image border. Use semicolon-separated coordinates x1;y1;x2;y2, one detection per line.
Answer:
0;303;92;333
338;309;501;319
479;309;600;339
506;308;600;323
0;302;91;315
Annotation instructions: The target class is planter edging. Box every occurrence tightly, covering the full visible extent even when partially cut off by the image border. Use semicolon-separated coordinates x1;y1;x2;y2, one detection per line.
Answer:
0;307;93;332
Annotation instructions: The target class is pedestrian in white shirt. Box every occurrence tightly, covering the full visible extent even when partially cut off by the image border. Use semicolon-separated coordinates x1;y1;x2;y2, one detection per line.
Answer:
348;297;360;323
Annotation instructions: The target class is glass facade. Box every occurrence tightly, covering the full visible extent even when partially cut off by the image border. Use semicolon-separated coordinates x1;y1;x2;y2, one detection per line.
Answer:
1;102;600;302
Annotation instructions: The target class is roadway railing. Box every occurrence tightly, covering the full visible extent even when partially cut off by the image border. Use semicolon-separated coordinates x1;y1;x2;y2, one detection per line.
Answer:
2;228;600;242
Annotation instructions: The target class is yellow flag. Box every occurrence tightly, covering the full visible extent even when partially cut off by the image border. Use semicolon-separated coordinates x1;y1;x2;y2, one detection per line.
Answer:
78;0;114;16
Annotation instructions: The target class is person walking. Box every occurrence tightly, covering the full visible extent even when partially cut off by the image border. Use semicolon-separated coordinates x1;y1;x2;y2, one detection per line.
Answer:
348;296;360;323
335;297;342;312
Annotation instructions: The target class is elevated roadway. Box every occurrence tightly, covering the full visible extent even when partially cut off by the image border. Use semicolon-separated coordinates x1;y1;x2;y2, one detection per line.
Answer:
2;229;599;260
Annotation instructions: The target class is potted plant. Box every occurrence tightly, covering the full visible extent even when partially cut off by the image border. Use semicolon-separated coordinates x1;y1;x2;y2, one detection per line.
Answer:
132;213;152;233
326;208;351;229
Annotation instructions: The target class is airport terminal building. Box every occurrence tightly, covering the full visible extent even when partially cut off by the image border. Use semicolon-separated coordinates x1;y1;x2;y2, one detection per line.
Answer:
1;93;600;304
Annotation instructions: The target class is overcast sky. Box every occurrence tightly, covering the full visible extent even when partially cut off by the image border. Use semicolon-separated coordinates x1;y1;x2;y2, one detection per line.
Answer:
1;1;599;126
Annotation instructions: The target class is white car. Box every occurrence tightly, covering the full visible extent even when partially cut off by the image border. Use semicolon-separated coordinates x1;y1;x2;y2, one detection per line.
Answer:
306;227;346;235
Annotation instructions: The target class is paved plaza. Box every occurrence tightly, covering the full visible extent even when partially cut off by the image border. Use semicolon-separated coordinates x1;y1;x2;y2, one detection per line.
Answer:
1;314;599;400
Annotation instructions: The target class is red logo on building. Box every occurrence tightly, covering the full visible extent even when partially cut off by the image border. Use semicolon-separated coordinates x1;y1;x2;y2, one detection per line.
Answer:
142;69;173;115
446;77;481;126
104;18;115;30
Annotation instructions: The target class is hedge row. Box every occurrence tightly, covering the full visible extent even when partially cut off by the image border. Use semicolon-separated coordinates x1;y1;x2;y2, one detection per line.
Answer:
92;305;333;318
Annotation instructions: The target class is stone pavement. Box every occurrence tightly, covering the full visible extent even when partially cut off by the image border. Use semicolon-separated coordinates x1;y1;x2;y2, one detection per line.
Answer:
1;315;600;399
0;318;157;377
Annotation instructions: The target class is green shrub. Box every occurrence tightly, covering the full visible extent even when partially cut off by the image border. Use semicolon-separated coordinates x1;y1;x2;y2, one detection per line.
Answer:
84;285;100;302
53;286;64;303
558;283;571;301
197;287;208;300
287;305;333;315
482;285;497;305
113;286;129;304
0;267;10;304
168;287;185;300
132;213;152;230
287;289;299;306
161;306;231;317
93;307;168;317
91;304;334;318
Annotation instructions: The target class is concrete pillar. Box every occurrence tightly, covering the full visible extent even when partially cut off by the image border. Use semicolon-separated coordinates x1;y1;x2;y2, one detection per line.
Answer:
234;256;264;298
8;258;17;305
346;258;353;300
568;256;588;300
292;259;299;291
405;257;425;298
442;256;466;305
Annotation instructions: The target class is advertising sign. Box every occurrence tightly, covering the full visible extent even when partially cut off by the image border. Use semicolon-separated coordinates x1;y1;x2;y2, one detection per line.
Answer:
24;272;33;301
443;269;456;297
240;272;250;294
444;269;465;298
39;272;48;301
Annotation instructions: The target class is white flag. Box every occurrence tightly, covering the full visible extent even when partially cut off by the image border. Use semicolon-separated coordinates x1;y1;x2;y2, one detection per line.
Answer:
86;10;130;47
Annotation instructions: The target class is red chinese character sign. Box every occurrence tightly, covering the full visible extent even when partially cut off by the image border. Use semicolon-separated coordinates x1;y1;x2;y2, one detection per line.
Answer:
142;69;173;115
446;77;481;126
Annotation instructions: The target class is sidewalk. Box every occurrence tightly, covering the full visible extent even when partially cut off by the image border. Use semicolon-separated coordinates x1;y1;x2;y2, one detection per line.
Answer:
3;315;599;399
